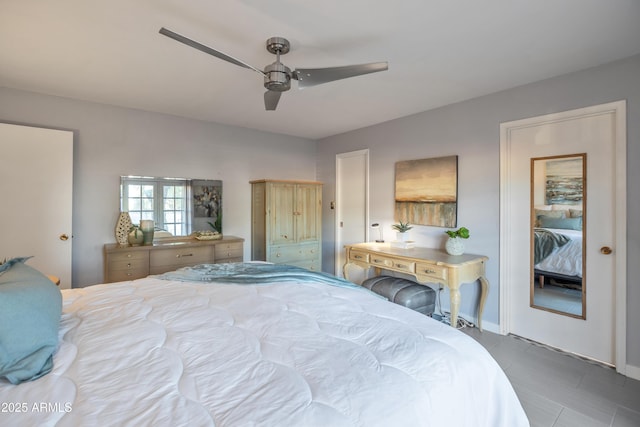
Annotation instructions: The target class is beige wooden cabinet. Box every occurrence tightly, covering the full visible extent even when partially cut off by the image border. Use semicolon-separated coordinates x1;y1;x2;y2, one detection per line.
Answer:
103;236;244;283
251;180;322;271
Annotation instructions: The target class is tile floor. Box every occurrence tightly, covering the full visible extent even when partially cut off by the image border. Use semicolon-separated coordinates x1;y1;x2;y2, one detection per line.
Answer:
533;283;582;316
462;327;640;427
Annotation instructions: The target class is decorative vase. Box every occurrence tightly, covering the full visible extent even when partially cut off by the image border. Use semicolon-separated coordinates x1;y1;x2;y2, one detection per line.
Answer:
128;228;144;246
140;220;155;245
445;237;465;256
115;212;132;246
396;232;409;242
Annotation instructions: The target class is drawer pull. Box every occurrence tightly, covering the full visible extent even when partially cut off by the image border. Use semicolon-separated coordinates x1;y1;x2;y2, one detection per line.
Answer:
373;258;382;263
354;255;363;259
127;254;132;258
423;269;436;274
276;253;281;257
396;263;406;268
176;253;194;258
127;263;131;268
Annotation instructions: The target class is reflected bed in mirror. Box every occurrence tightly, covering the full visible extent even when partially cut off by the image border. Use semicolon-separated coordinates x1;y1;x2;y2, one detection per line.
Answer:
120;176;222;239
530;154;586;319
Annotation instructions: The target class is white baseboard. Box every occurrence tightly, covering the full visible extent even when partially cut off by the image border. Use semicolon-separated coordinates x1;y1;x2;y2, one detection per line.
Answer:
624;364;640;381
478;319;501;334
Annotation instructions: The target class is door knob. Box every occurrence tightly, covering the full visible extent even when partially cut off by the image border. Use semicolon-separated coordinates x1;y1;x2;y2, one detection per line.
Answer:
59;234;69;241
600;246;612;255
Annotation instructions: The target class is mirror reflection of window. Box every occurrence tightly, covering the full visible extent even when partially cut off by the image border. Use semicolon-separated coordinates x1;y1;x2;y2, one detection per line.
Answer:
120;176;223;238
530;154;586;319
121;176;191;238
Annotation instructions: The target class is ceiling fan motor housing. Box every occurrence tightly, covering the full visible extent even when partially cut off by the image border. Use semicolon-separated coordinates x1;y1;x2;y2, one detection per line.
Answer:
264;62;291;92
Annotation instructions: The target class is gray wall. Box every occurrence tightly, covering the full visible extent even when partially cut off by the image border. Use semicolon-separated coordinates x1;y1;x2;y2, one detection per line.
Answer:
0;87;317;287
1;54;637;369
316;54;640;368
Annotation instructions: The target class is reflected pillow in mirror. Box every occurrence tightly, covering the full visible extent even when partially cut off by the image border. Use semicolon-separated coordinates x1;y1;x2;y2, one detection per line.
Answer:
569;208;583;218
535;210;566;227
539;216;582;231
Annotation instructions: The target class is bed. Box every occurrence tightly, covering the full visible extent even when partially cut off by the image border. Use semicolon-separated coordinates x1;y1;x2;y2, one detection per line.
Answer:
534;227;583;286
1;261;529;426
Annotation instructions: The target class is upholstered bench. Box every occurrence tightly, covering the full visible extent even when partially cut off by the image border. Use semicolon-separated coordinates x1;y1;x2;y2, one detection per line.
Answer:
361;276;436;316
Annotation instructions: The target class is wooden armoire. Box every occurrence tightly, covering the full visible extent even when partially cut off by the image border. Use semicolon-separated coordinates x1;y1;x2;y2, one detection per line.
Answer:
250;180;322;271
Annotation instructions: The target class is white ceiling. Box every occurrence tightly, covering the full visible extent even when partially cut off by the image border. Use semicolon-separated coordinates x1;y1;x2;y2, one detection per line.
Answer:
1;1;639;140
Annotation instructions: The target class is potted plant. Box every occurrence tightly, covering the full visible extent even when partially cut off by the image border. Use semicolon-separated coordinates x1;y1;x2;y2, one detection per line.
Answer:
444;226;469;255
392;221;413;241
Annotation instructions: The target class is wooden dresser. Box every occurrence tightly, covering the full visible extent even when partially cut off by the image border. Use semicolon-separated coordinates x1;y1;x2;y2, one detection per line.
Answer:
250;180;322;271
103;236;244;283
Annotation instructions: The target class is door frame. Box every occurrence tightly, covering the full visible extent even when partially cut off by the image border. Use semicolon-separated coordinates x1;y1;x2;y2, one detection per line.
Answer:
499;100;627;374
335;149;370;276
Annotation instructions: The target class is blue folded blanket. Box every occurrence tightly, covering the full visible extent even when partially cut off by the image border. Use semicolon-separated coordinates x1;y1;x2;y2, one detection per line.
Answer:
534;228;570;264
158;262;361;290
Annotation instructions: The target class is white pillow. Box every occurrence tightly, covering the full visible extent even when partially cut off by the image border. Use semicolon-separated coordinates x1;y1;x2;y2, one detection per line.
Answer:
534;205;552;211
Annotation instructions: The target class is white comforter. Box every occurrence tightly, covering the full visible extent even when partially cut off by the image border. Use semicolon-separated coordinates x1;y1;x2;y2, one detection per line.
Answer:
535;228;583;277
1;276;528;426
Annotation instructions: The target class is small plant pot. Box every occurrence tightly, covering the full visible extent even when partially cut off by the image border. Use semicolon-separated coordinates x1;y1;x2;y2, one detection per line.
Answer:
445;237;465;256
396;232;410;242
128;229;144;246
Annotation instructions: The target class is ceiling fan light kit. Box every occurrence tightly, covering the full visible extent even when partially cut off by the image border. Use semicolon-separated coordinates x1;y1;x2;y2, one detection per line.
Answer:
159;27;388;111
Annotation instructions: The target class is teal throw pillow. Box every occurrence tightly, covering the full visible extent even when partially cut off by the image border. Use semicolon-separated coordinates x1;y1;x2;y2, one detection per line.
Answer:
0;261;62;384
539;216;582;231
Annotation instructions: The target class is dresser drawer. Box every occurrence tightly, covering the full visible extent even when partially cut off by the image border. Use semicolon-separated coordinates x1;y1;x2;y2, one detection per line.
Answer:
109;257;148;272
150;246;212;273
214;242;243;261
107;268;149;283
288;259;321;272
108;250;148;263
269;243;320;263
415;262;448;281
106;251;149;283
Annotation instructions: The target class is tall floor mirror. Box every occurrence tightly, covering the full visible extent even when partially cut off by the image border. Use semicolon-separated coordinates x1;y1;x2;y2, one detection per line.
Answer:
531;153;586;319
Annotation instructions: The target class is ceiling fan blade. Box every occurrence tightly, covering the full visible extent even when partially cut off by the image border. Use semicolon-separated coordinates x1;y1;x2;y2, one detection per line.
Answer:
264;90;282;111
293;62;388;89
159;27;265;76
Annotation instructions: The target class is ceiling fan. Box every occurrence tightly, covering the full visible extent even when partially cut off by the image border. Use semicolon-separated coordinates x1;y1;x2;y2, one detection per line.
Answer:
159;27;388;111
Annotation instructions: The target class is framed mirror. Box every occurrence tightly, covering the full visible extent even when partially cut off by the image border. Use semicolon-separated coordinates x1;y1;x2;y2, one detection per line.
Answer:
120;176;222;238
530;154;586;318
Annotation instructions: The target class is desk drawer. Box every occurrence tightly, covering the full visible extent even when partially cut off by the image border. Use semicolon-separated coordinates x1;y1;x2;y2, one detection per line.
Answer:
349;250;369;263
391;259;415;273
370;255;394;269
369;255;415;274
415;262;447;281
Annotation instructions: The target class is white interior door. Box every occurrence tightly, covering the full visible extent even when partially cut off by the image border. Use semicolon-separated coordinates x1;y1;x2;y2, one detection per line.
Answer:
0;123;73;289
500;101;626;368
335;150;368;277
